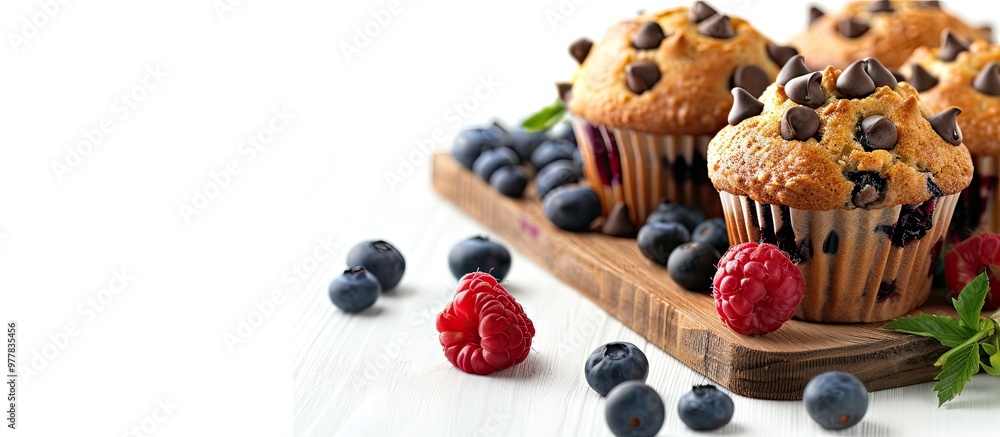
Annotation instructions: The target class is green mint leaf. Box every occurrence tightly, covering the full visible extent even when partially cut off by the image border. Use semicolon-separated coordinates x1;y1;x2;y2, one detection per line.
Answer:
932;341;981;406
521;99;567;133
984;342;998;356
982;342;1000;376
883;313;975;348
954;272;989;330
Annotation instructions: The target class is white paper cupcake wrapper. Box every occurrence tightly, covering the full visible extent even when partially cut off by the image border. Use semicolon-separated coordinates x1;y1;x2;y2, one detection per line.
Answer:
572;116;719;225
719;192;959;323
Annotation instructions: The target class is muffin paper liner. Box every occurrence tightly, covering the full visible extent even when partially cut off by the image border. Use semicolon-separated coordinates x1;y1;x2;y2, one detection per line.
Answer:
719;191;959;323
571;115;720;225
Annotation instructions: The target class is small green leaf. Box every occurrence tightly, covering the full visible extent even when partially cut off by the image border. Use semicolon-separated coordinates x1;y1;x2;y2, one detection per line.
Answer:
983;363;1000;376
982;343;1000;376
984;342;999;356
954;273;990;330
883;313;975;348
521;100;567;133
932;341;981;406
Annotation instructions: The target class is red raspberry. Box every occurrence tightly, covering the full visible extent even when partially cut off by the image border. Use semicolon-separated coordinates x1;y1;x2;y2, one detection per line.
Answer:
713;242;805;335
945;233;1000;310
436;272;535;375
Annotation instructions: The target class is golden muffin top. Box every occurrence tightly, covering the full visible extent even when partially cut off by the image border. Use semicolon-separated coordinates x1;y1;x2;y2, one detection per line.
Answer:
708;56;973;211
796;0;987;70
567;2;795;135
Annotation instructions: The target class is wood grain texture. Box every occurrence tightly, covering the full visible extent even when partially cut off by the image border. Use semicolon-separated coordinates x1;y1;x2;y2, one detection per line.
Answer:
432;152;952;400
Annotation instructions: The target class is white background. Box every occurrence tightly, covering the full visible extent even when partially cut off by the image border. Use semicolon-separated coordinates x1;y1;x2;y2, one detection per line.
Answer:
1;1;998;436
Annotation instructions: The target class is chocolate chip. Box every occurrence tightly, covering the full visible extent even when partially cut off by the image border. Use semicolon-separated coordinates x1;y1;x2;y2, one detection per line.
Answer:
690;1;719;23
602;202;638;237
973;62;1000;96
728;88;764;125
928;107;963;145
786;72;825;108
864;58;898;89
556;82;572;103
938;30;969;61
809;6;825;25
732;65;769;97
822;231;839;254
776;54;812;85
908;63;939;91
780;106;820;141
838;18;870;38
859;116;898;150
626;61;661;94
847;171;887;208
868;0;894;13
837;60;877;97
633;21;666;50
767;43;799;67
698;14;735;39
569;38;593;65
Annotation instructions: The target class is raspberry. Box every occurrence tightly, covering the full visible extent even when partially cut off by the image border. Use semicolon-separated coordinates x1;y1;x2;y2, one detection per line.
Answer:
712;242;805;335
436;272;535;375
944;233;1000;310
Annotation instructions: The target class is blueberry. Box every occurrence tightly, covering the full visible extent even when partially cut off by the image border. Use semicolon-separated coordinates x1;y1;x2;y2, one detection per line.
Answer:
584;342;649;397
637;221;691;266
803;371;869;430
604;381;665;437
692;218;729;254
647;203;706;232
677;385;734;431
571;148;584;175
490;165;529;198
346;240;406;291
530;140;576;172
472;147;520;182
452;128;503;169
536;160;580;199
448;236;512;281
507;127;549;162
543;186;601;232
547;121;578;146
328;267;380;312
667;242;721;291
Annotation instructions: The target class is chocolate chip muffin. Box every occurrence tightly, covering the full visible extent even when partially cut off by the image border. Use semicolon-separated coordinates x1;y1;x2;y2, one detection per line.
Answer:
564;2;797;228
904;37;1000;241
709;56;973;323
797;0;988;70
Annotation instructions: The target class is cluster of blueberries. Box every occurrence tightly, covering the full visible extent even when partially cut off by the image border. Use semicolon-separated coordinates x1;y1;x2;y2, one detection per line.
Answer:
453;121;584;198
453;121;607;233
637;203;728;291
328;237;513;313
585;341;869;436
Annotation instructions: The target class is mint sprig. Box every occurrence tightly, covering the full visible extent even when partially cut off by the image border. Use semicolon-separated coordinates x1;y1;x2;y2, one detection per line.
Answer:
521;99;567;133
883;272;1000;406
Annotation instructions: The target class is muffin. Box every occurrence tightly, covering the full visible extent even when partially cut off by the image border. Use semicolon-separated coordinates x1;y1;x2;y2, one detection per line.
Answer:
564;2;798;227
797;0;988;70
903;38;1000;242
708;57;973;323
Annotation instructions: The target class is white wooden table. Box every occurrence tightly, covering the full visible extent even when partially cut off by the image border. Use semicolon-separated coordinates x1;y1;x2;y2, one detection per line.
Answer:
293;184;1000;436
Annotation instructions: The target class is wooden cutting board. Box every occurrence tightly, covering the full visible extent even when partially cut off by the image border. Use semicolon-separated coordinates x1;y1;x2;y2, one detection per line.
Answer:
432;152;955;400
